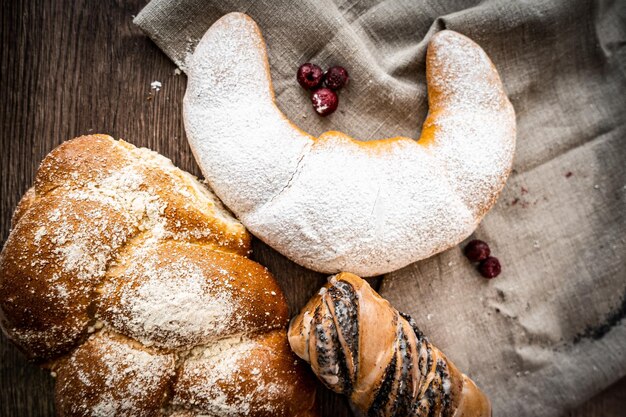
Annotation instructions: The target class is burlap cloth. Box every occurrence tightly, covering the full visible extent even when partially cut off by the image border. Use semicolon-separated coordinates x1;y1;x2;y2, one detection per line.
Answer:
134;1;626;416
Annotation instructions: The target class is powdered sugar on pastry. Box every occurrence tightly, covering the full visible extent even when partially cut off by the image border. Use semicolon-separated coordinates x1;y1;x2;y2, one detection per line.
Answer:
184;13;515;277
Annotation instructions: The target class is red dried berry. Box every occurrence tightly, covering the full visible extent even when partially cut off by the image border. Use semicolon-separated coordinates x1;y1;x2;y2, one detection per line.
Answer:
311;88;338;116
297;63;324;90
324;66;349;90
478;257;501;279
464;239;491;262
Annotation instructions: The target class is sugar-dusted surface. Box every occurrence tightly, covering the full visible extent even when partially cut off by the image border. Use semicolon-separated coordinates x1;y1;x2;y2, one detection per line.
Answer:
183;13;313;215
100;240;290;350
173;330;318;416
101;252;237;350
183;13;515;277
0;135;317;416
54;331;176;416
1;2;623;416
174;335;260;416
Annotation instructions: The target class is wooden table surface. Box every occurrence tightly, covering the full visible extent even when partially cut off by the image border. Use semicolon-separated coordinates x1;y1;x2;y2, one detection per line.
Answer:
1;1;624;416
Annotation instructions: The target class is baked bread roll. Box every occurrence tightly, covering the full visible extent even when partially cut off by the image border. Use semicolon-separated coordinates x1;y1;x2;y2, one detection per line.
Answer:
0;135;317;417
184;13;515;277
289;273;490;417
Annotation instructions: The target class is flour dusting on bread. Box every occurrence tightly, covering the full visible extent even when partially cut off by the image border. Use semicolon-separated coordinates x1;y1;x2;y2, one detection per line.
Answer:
0;134;317;416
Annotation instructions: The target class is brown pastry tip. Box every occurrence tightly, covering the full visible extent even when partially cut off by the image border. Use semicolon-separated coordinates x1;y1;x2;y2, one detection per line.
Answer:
288;272;491;417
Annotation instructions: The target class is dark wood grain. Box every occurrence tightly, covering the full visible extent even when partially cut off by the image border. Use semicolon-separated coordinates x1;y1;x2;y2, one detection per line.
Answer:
0;1;623;416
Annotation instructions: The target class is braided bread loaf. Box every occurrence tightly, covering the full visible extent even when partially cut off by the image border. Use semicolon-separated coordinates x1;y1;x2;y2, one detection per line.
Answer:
289;273;490;417
0;135;317;417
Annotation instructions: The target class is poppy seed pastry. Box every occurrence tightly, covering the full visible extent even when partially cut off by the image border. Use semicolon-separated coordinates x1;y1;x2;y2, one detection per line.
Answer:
183;13;516;277
288;273;491;417
0;135;318;417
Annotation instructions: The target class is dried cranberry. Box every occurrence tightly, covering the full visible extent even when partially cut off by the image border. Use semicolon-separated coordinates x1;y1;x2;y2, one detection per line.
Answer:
478;257;501;279
297;63;324;90
464;239;491;262
311;88;338;116
324;66;349;90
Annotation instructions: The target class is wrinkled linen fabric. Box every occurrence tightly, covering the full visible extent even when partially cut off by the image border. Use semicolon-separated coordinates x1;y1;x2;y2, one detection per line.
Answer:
134;1;626;416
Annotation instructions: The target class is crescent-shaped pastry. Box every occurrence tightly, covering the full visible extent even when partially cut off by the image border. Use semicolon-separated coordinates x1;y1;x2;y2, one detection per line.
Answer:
184;13;515;277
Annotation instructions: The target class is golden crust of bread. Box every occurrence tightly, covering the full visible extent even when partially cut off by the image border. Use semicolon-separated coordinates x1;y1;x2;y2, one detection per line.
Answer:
173;330;318;417
54;331;176;417
1;191;138;358
0;135;317;417
99;240;290;350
